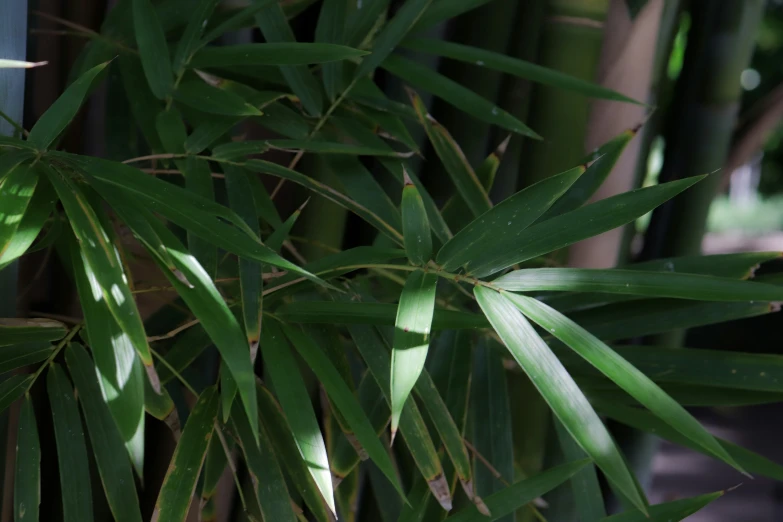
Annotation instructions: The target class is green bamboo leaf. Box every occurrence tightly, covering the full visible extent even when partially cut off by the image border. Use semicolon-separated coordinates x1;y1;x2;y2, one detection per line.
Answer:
495;268;783;301
174;81;263;116
467;176;705;278
229;403;297;522
345;323;452;510
600;492;721;522
443;459;590;522
69;155;323;285
430;330;471;430
391;270;438;438
68;232;146;477
0;163;38;260
412;0;493;32
471;339;513;506
66;343;143;522
255;2;325;116
0;342;53;373
200;0;276;44
553;418;606;522
315;0;348;100
571;299;774;342
184;117;239;154
474;287;646;513
14;396;39;522
132;0;173;99
276;300;489;329
404;39;641;105
436;167;583;272
354;0;434;79
106;193;259;440
0;174;58;270
384;54;539;138
407;89;491;218
156;325;212;386
152;386;219;522
401;170;432;266
540;130;635;220
259;321;336;516
506;293;746;474
265;201;305;252
595;400;783;481
0;375;32;415
47;167;159;391
213;139;402;159
190;43;366;68
171;0;220;73
0;318;65;345
224;164;263;362
47;364;93;522
27;62;108;149
118;54;164;152
281;321;405;497
0;149;35;179
344;0;389;47
200;436;227;514
256;382;335;522
245;159;404;244
144;379;180;436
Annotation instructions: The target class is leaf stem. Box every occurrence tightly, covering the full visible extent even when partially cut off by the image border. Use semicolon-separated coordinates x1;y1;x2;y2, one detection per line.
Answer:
28;323;83;391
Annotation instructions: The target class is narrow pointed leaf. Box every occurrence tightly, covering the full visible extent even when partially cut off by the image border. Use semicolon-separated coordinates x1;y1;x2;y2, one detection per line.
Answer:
413;0;493;31
200;436;227;513
190;42;366;68
0;375;32;415
133;0;173;99
47;364;93;522
152;386;219;522
444;460;590;522
474;287;646;513
14;396;39;522
404;39;640;105
229;404;297;522
496;268;783;302
0;163;38;259
384;54;538;138
0;173;58;270
47;167;158;390
144;380;180;436
354;0;434;79
171;0;220;73
468;176;705;277
0;319;65;345
260;321;335;516
600;492;721;522
66;343;143;522
27;62;108;149
107;194;259;439
174;81;263;116
402;171;432;265
391;270;437;437
553;418;606;522
436;167;583;271
265;203;304;252
0;343;53;373
281;322;405;496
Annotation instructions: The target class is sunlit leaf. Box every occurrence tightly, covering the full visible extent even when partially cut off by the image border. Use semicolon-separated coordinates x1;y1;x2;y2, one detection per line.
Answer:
401;170;432;265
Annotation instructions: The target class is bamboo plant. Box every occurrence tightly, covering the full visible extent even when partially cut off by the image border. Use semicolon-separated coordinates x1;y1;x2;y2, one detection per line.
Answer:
0;1;781;521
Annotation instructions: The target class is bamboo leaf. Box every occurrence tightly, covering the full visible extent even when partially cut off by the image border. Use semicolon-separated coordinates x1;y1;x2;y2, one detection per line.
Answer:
553;418;606;522
68;230;146;477
265;202;304;252
467;176;705;278
506;293;747;474
229;403;297;522
281;321;405;497
436;167;583;272
0;342;53;373
408;89;492;217
106;193;259;440
200;0;277;44
259;321;336;516
174;80;263;116
27;62;108;149
344;0;390;47
47;364;93;522
0;375;32;415
276;300;489;329
47;166;159;391
0;318;65;345
391;270;438;438
0;173;58;270
495;268;783;301
404;39;641;105
315;0;348;100
171;0;220;73
474;287;647;513
152;386;219;522
144;380;180;436
354;0;435;79
0;163;38;260
14;396;39;522
443;460;590;522
66;343;143;522
384;54;539;138
402;170;432;265
132;0;174;99
600;492;721;522
412;0;494;31
200;436;227;514
118;54;164;152
190;42;366;68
